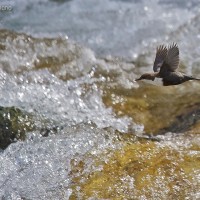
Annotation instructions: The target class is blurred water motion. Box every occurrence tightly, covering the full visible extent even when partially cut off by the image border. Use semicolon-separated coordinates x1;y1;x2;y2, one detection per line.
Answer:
0;0;199;199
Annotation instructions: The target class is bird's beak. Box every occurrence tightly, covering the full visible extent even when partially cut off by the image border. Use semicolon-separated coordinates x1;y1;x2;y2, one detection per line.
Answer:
135;77;141;81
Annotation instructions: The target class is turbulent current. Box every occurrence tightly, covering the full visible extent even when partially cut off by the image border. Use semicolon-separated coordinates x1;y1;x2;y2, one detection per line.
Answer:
0;0;200;199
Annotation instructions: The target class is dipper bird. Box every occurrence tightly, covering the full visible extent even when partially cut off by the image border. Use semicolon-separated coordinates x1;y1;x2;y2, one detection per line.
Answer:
136;43;200;86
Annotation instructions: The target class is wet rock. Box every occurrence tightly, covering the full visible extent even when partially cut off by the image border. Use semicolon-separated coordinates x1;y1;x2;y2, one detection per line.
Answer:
159;103;200;134
103;81;200;134
0;106;34;149
70;138;200;199
40;125;64;137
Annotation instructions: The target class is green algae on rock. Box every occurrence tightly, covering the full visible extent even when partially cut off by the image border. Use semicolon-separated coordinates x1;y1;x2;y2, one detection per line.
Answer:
0;106;34;149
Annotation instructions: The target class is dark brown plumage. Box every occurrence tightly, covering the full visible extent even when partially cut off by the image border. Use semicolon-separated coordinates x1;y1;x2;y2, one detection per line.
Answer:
136;43;200;86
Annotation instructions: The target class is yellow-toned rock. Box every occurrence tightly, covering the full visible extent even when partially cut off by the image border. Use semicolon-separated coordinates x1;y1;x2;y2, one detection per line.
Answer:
103;81;200;134
70;137;200;199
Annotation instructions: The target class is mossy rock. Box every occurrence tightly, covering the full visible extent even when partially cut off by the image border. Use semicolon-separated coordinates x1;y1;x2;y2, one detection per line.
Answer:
0;106;34;149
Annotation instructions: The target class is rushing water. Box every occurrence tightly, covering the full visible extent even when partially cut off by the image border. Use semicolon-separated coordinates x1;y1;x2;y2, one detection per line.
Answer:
0;0;200;199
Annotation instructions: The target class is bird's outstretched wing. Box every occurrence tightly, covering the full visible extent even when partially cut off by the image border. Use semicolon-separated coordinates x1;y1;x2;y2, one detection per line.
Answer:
159;43;180;77
165;43;179;71
153;45;167;72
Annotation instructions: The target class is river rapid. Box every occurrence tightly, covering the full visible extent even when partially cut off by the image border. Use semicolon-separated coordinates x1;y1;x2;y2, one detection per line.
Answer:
0;0;200;199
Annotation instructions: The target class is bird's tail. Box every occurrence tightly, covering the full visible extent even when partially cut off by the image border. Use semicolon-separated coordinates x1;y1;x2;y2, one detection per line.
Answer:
192;77;200;81
185;76;200;81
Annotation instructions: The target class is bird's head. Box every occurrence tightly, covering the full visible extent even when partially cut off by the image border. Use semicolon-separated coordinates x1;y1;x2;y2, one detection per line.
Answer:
135;73;156;81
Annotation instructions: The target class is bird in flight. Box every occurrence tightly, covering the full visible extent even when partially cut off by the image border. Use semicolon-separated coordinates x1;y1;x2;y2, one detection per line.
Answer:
136;43;200;86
